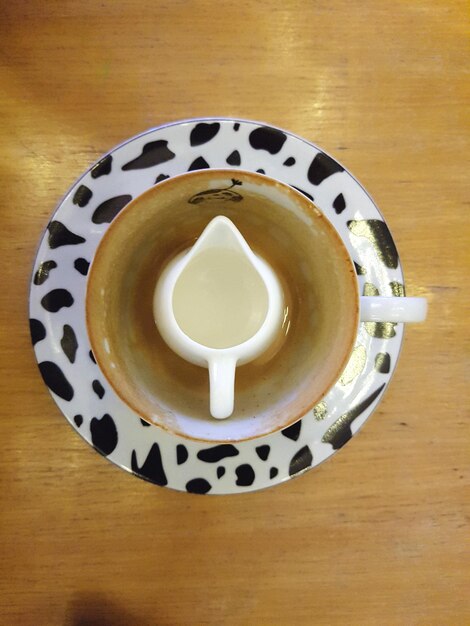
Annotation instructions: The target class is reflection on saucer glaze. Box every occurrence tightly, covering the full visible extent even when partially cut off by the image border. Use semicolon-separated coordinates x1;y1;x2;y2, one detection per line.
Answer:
339;345;367;386
322;384;386;450
29;118;405;494
313;401;328;421
348;219;398;269
363;282;397;339
390;281;406;297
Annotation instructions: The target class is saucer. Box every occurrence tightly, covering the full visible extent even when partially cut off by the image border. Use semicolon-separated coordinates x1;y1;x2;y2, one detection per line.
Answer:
29;118;405;494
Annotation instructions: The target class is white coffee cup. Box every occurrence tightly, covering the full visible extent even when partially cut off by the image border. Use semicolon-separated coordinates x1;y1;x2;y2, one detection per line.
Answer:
86;169;426;442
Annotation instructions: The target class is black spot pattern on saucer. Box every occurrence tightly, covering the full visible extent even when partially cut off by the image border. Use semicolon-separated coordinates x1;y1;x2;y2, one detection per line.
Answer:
249;126;287;154
41;289;74;312
91;155;113;178
365;320;396;339
322;384;386;450
226;150;241;166
190;122;220;146
30;318;46;345
333;193;346;214
235;464;255;487
283;157;296;166
140;419;151;427
197;444;239;463
177;444;188;465
155;173;169;184
188;156;210;171
47;221;85;249
282;421;301;441
256;168;265;174
38;361;74;401
291;185;313;201
73;414;83;428
307;152;344;185
255;445;270;461
233;123;240;131
72;185;93;207
90;414;118;456
60;324;78;364
217;466;225;479
389;281;405;297
270;467;278;479
74;258;90;276
354;261;367;276
34;260;57;285
92;195;132;224
289;445;313;476
89;350;96;364
348;220;399;269
122;141;175;170
92;379;105;399
131;443;167;486
375;353;391;373
186;478;212;494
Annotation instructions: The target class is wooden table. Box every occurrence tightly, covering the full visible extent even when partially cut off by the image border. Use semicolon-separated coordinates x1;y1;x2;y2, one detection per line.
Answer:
1;1;468;624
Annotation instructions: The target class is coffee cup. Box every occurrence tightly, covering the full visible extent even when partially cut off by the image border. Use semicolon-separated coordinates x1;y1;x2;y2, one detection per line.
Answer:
86;169;426;442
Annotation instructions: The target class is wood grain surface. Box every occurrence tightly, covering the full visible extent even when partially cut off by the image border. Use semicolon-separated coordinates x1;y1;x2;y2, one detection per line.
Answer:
1;1;468;624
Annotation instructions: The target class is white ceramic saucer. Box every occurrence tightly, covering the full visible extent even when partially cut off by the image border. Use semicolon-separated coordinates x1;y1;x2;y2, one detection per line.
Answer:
29;118;405;494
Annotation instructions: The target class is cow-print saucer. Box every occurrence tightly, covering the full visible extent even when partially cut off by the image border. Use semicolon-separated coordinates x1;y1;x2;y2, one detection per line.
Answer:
29;118;405;494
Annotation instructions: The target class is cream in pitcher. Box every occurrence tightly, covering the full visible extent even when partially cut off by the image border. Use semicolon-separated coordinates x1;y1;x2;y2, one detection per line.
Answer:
153;216;284;420
172;244;269;349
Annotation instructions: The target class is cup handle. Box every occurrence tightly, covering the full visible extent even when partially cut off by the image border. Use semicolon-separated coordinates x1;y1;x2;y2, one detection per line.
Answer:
360;296;427;322
208;357;237;419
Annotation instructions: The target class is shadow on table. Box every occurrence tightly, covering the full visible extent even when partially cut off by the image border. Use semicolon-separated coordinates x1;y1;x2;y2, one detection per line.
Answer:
65;592;156;626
